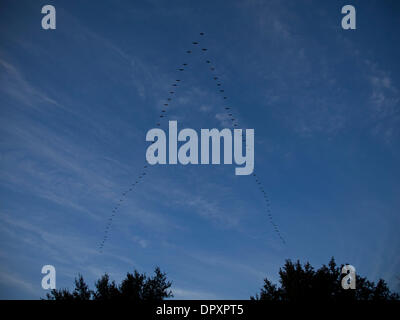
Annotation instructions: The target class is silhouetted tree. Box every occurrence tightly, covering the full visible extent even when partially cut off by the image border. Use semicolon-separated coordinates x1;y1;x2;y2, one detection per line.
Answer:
251;257;399;301
45;267;173;301
45;288;75;301
92;273;119;300
73;274;92;300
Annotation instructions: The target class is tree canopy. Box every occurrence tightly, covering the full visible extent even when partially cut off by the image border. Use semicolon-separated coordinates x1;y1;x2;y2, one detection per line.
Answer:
45;267;173;301
45;258;398;301
251;257;399;301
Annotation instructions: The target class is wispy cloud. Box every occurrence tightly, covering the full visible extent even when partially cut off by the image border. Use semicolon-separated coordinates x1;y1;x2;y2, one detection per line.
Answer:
0;270;37;297
366;59;399;118
365;59;400;144
0;58;60;109
172;287;218;299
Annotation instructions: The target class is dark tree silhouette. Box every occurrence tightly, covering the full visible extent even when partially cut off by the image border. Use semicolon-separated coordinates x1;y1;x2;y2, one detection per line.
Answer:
92;273;119;300
45;267;173;301
251;257;399;301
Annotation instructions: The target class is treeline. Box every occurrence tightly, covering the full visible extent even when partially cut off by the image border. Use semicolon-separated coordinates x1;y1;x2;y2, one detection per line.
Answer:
45;258;399;301
45;267;172;301
251;257;399;301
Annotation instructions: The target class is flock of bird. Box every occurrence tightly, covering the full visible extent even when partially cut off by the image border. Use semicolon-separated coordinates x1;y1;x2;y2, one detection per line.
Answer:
98;32;285;253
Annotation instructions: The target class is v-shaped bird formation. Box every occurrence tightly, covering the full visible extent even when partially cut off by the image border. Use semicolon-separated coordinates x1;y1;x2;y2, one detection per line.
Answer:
98;33;285;253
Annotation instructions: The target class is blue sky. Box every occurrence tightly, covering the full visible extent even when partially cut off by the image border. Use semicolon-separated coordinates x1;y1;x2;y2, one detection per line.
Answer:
0;0;399;299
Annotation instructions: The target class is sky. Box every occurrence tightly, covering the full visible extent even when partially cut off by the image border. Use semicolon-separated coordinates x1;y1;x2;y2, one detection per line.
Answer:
0;0;399;299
